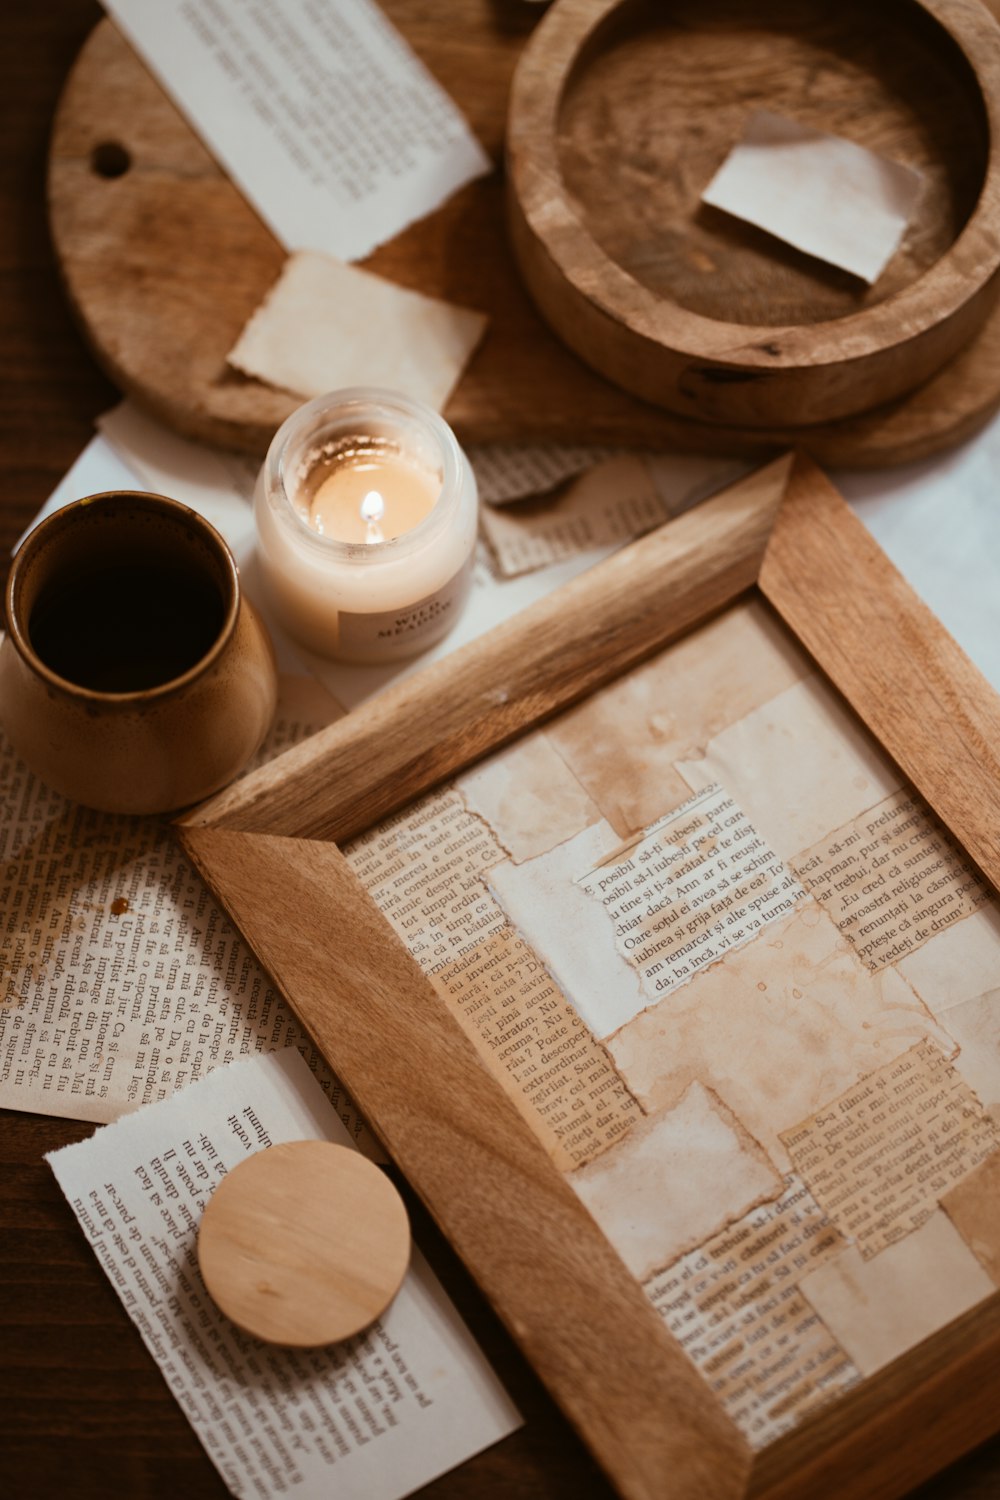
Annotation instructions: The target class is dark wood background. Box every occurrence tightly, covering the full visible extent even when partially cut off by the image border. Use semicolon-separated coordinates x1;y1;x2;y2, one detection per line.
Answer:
1;4;999;1497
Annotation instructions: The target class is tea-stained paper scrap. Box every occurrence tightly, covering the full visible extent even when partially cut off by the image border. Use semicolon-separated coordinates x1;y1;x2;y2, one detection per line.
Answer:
702;110;923;283
545;598;811;839
569;1081;783;1281
47;1049;520;1500
940;1150;1000;1285
644;1177;858;1448
678;676;902;863
227;251;487;409
100;0;491;261
799;1212;993;1376
925;987;1000;1113
607;904;955;1172
781;1038;999;1260
489;819;647;1040
457;731;602;865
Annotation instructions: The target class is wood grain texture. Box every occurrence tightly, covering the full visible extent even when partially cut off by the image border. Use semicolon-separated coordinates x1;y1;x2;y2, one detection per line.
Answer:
197;1141;411;1346
758;452;1000;892
507;0;1000;427
180;453;794;840
180;451;1000;1499
750;1293;1000;1500
44;9;1000;467
178;824;753;1500
6;5;1000;1499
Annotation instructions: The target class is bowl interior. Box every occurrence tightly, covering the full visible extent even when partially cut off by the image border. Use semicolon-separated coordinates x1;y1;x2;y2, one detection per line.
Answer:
556;0;989;328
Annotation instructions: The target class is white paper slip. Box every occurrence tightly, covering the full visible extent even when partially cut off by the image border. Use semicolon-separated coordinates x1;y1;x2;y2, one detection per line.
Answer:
47;1049;520;1500
100;0;492;261
701;110;923;283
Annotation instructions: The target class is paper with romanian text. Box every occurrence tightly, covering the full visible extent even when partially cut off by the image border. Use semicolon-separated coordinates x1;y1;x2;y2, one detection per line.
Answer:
100;0;491;260
340;590;1000;1446
47;1049;520;1499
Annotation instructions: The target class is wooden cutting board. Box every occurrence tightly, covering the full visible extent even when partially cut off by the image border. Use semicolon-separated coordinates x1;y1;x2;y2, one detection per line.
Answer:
47;3;1000;466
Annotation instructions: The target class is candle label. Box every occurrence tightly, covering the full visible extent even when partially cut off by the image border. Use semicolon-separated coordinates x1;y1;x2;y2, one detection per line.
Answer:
337;557;474;659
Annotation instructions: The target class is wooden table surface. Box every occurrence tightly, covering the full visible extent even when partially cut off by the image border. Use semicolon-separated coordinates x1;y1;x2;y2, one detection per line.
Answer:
2;5;1000;1498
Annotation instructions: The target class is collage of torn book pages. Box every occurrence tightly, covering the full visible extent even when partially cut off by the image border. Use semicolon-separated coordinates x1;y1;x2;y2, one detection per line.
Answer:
344;594;1000;1450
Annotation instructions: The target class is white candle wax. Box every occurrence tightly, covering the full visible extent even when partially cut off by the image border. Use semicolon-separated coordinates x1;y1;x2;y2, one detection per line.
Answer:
254;390;478;664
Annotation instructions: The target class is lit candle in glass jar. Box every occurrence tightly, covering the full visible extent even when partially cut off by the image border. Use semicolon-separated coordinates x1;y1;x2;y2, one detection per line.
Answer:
254;389;478;663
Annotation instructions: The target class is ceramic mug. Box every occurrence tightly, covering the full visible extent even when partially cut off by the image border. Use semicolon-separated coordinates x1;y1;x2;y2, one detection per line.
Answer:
0;491;278;814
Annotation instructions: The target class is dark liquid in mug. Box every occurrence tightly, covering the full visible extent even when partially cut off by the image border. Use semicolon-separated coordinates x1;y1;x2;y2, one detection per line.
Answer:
30;561;226;692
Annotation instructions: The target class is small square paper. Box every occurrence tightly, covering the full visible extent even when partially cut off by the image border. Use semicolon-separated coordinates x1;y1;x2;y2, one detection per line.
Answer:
701;111;923;284
228;250;488;409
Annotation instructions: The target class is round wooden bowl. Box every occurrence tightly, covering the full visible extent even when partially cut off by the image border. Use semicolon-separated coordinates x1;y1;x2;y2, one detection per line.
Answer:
507;0;1000;428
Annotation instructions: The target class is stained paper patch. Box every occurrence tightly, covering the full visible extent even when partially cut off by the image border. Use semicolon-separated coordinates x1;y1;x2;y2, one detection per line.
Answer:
570;1081;783;1281
800;1213;992;1376
228;250;487;408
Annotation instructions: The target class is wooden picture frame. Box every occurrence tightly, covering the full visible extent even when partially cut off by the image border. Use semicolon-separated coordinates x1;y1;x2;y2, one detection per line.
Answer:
177;452;1000;1500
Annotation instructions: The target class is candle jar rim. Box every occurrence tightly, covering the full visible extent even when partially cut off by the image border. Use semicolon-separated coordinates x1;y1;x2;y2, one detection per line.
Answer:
264;387;465;563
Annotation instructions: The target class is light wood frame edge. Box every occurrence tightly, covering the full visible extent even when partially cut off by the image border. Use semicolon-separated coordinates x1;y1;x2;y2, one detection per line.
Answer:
179;452;1000;1500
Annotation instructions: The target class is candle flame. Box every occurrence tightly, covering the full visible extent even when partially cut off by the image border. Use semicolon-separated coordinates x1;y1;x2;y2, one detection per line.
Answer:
360;490;385;524
361;489;385;545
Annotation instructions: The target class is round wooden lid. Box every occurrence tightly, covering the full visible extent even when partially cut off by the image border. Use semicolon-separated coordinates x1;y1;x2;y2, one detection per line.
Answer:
198;1140;411;1346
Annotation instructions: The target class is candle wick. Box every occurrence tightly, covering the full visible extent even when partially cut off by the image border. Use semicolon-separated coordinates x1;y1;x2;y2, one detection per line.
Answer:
360;489;386;546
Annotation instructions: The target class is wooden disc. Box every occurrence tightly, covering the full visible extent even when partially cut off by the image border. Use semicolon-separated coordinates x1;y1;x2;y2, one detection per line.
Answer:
197;1141;410;1347
46;6;1000;466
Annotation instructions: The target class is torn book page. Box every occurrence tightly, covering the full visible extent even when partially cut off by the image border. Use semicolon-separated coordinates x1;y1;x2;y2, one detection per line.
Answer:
47;1049;520;1500
471;443;744;513
576;784;805;1007
799;1211;992;1376
345;788;641;1169
569;1081;783;1282
101;0;491;261
227;251;487;409
606;904;955;1171
478;455;667;577
644;1177;857;1448
0;696;382;1154
702;110;923;282
469;443;625;504
781;1038;999;1259
792;789;992;973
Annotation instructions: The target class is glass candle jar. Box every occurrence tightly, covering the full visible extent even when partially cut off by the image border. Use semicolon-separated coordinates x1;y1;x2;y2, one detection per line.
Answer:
254;388;479;664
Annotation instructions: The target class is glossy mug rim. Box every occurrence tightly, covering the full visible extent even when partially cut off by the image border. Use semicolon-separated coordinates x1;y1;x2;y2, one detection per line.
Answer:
5;490;241;705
